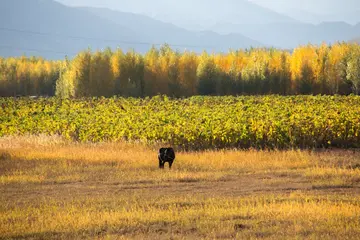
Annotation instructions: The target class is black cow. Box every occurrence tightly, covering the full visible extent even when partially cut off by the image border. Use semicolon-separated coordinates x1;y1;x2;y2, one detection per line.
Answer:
158;147;175;169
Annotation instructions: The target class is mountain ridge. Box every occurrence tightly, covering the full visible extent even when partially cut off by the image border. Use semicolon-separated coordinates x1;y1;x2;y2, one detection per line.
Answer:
55;0;298;30
0;0;263;59
210;21;359;49
80;7;263;49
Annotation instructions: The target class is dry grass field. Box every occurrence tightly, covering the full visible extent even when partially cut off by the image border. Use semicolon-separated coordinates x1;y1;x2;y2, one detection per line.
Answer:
0;135;360;239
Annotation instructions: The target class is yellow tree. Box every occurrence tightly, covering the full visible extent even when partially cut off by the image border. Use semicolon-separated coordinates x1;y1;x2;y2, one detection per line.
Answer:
313;43;329;94
326;43;352;94
71;50;92;97
290;45;317;94
110;49;124;95
214;52;233;95
156;44;178;96
89;50;114;97
144;46;160;96
241;48;270;94
178;51;198;96
55;57;73;98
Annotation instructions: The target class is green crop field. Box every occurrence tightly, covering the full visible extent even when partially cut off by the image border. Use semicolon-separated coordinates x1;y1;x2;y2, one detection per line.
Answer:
1;95;360;149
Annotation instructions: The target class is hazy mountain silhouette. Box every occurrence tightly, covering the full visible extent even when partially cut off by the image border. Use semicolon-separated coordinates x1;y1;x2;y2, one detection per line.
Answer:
211;21;360;48
283;9;329;24
0;0;262;59
250;0;360;24
285;9;360;25
0;0;144;59
57;0;360;27
54;0;360;50
80;7;262;50
351;37;360;44
56;0;297;30
2;0;357;59
325;10;360;25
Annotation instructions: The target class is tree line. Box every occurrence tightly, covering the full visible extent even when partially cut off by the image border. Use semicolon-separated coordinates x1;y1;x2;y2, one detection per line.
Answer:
0;43;359;98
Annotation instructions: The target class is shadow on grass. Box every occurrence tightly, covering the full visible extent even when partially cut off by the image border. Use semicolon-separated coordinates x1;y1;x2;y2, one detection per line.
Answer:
312;185;354;190
1;221;202;240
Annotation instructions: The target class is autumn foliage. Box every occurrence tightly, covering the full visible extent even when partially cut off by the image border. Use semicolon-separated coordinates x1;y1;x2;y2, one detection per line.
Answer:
0;43;359;97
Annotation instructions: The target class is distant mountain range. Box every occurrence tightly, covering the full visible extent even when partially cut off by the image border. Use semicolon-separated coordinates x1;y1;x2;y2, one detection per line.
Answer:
250;0;360;24
0;0;359;60
56;0;298;30
211;22;360;49
80;7;262;50
0;0;142;58
0;0;262;59
278;8;360;25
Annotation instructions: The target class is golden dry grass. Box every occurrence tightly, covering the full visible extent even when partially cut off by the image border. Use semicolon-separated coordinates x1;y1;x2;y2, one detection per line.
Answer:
0;135;360;239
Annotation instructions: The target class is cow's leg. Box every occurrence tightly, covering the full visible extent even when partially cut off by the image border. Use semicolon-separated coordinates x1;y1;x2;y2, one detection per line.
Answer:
169;160;173;169
159;157;165;169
